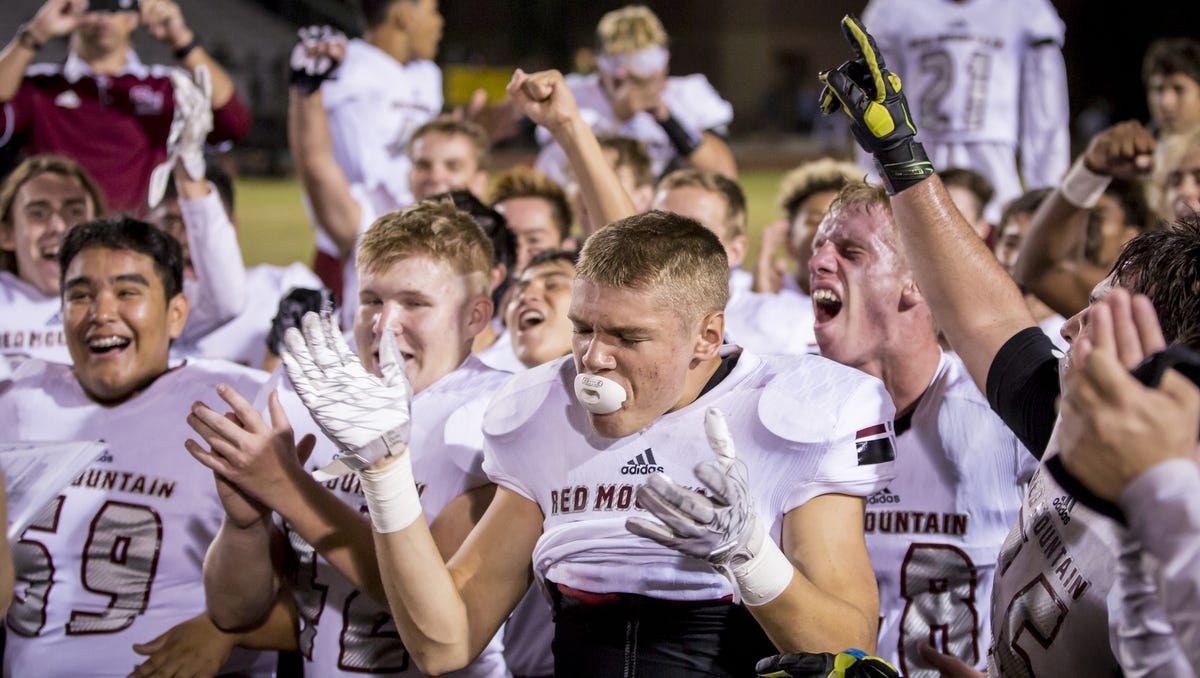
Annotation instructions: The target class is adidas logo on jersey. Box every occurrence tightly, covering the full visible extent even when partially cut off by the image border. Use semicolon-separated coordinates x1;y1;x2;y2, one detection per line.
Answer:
54;90;81;109
867;487;901;505
620;448;663;475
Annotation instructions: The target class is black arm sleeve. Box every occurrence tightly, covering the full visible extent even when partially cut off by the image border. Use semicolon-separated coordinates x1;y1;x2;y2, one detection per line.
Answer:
986;327;1061;459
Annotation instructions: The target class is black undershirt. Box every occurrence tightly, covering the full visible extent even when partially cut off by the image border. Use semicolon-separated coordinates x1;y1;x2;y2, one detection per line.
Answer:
985;327;1060;459
697;349;742;399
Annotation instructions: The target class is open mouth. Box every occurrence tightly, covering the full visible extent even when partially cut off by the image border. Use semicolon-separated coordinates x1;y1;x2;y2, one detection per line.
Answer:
517;308;546;332
39;245;59;261
87;335;132;354
812;288;843;323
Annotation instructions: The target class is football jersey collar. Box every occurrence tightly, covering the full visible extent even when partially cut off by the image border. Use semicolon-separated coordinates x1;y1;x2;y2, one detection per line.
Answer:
64;49;149;84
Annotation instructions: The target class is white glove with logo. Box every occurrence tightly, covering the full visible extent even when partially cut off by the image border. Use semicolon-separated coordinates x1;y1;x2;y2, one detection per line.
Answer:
626;408;795;605
148;64;213;209
281;312;422;532
289;25;346;95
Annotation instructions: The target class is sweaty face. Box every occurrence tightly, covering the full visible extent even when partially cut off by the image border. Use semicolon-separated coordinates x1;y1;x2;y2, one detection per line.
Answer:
147;198;195;280
569;279;695;438
1060;274;1117;372
495;197;563;271
354;255;488;394
1166;147;1200;220
403;0;444;62
408;132;484;202
63;247;187;406
653;186;745;268
1147;73;1200;136
506;259;576;368
809;206;909;368
0;173;95;297
788;189;838;293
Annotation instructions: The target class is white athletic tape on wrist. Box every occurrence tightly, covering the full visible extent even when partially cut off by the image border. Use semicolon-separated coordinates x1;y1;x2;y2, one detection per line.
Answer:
359;453;423;533
1059;158;1111;209
732;538;795;607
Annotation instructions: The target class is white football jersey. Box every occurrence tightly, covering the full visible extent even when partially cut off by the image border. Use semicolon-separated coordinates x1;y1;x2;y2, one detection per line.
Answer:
0;271;69;365
725;286;819;356
0;358;272;677
534;72;733;186
482;348;896;600
986;426;1124;677
285;356;512;677
176;263;323;367
860;0;1070;221
314;40;442;256
866;353;1033;675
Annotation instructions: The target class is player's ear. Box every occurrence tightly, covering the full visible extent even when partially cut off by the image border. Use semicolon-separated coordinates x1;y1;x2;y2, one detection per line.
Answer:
166;293;189;340
899;275;924;310
470;171;489;201
0;221;14;251
692;310;724;362
466;292;493;338
725;233;748;269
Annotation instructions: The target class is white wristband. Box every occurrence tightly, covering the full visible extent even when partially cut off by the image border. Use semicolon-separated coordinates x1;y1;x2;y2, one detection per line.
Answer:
732;537;795;607
359;452;423;533
1059;158;1111;209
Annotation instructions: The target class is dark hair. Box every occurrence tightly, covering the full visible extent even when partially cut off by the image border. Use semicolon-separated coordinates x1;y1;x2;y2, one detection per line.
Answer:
58;216;184;301
939;167;996;220
158;163;236;215
359;0;402;30
427;189;516;316
1110;214;1200;344
526;248;580;270
1142;37;1200;87
1083;178;1155;265
998;188;1053;228
597;135;654;188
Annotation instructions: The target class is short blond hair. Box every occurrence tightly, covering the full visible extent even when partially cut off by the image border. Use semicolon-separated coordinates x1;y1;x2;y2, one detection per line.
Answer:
578;210;728;328
777;158;863;222
827;181;907;269
357;200;493;293
596;5;667;55
489;167;572;240
657;169;747;239
409;115;491;170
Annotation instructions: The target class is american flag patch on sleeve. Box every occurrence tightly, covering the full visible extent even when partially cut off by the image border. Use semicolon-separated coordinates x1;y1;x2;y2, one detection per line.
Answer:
855;422;896;465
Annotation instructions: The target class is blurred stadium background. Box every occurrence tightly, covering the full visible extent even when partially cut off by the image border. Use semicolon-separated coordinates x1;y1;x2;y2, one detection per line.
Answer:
6;0;1199;267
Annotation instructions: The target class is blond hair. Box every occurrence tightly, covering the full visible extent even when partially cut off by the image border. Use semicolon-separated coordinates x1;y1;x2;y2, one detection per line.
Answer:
1151;128;1200;221
0;154;106;275
409;115;491;170
578;210;728;328
596;5;667;55
489;167;572;240
357;200;493;293
827;181;907;268
777;158;863;221
657;169;747;239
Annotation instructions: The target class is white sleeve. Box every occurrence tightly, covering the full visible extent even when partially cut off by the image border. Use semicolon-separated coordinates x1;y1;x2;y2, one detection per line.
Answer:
1107;534;1196;678
665;75;733;135
1018;3;1070;189
178;186;245;341
1115;459;1200;674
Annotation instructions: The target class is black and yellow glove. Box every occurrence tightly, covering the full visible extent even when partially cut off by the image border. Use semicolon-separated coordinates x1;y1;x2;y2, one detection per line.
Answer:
818;14;934;195
756;649;899;678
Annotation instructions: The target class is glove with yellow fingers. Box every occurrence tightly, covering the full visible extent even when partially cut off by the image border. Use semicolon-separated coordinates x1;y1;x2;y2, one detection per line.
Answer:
818;14;933;194
756;649;899;678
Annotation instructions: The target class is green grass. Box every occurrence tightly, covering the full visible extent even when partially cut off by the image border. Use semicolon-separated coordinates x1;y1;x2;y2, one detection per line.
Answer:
234;169;787;268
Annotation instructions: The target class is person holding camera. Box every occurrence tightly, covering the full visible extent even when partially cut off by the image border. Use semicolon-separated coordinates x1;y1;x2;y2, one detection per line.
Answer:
0;0;250;214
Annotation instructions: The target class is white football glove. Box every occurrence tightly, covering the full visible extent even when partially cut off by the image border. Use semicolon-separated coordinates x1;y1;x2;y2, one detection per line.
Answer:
148;64;213;209
289;25;346;95
626;408;795;605
281;311;412;480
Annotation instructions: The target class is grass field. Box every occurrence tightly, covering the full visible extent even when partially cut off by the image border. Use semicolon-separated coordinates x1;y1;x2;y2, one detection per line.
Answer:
234;169;788;270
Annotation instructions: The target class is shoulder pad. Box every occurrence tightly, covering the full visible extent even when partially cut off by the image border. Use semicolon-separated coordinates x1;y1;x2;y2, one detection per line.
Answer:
483;356;572;437
758;355;894;443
